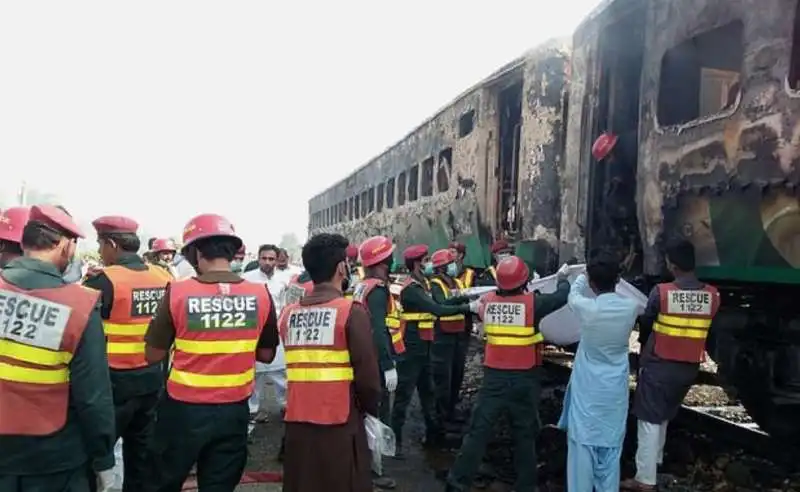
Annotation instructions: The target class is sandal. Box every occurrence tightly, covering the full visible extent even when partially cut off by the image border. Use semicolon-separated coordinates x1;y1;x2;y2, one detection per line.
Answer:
620;478;656;491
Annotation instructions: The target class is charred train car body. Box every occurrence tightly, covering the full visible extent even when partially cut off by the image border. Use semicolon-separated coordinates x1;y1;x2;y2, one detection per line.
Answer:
309;0;800;437
307;40;570;274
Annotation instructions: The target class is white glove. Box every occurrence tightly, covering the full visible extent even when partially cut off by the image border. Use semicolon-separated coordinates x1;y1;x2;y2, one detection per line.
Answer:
556;263;570;281
384;368;398;392
468;299;481;314
96;468;115;492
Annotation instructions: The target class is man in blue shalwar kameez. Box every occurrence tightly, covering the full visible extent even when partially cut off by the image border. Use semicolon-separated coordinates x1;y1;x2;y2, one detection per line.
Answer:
557;249;640;491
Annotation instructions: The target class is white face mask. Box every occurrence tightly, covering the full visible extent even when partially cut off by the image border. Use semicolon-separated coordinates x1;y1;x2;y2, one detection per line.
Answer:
495;253;511;262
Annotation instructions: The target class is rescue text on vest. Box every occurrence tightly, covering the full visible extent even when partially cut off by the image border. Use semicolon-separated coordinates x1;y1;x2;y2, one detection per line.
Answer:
0;290;71;350
284;307;336;346
186;294;259;331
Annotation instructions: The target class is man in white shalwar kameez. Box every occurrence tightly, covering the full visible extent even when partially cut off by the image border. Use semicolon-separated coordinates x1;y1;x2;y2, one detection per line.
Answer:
557;250;640;491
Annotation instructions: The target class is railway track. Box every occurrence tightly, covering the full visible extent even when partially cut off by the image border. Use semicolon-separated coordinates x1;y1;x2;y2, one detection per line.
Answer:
540;350;799;472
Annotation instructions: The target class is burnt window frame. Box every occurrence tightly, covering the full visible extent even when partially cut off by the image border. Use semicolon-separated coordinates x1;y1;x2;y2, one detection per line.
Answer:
376;183;385;212
421;157;434;197
348;197;355;220
437;148;453;192
397;172;407;206
354;194;361;219
408;165;419;202
458;109;476;137
386;178;395;208
656;19;745;128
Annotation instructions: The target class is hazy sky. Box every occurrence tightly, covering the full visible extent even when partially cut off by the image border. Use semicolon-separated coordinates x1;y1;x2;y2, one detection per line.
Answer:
0;0;601;254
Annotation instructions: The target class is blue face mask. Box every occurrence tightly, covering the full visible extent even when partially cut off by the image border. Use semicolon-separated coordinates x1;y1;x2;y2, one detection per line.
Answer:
422;262;434;276
446;262;458;277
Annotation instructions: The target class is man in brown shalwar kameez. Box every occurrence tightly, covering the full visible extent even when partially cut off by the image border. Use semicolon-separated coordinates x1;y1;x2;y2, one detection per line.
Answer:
278;233;382;492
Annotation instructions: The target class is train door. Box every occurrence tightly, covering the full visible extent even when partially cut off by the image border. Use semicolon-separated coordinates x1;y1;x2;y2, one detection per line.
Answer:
495;81;524;236
585;3;646;276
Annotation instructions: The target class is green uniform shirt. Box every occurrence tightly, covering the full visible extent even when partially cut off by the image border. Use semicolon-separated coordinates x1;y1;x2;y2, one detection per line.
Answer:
0;258;116;475
364;280;395;372
83;252;164;400
399;276;470;354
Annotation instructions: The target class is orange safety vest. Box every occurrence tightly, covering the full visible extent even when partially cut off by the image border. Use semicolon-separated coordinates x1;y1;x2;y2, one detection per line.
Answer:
652;282;719;363
167;278;270;404
430;277;466;334
352;277;405;355
103;265;171;370
285;274;313;306
458;268;475;289
279;297;354;425
398;277;436;342
480;292;543;369
0;280;99;436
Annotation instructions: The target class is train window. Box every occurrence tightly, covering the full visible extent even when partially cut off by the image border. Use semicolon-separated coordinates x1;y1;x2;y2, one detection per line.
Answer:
386;178;395;208
421;157;434;197
377;183;385;212
360;191;368;216
354;195;361;219
398;172;407;205
458;109;475;137
437;148;452;192
348;197;354;221
409;165;419;202
790;1;800;89
339;202;346;222
368;187;375;212
658;21;744;126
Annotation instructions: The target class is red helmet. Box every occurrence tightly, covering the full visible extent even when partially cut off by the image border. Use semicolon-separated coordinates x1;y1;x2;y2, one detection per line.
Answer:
181;214;241;250
346;244;359;260
359;235;395;267
431;248;457;268
151;238;177;253
496;256;529;291
591;132;618;161
0;207;31;244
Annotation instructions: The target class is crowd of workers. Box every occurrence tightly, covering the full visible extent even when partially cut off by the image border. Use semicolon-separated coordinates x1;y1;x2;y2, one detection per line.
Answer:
0;201;719;492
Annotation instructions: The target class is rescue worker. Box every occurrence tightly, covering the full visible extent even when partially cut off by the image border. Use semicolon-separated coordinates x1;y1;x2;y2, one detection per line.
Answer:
279;233;381;492
144;213;280;491
622;238;720;491
445;256;571;492
150;238;179;278
392;245;478;455
449;241;475;422
352;235;399;490
0;206;30;268
476;240;513;286
84;216;173;492
0;205;117;491
428;248;473;427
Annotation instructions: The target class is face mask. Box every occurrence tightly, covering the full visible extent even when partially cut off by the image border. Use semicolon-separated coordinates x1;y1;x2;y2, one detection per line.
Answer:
495;253;511;262
446;262;458;277
230;260;243;273
422;262;434;276
62;258;83;283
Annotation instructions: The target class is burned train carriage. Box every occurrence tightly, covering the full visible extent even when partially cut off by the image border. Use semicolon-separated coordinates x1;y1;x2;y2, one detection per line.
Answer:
307;39;571;275
309;0;800;438
561;0;800;438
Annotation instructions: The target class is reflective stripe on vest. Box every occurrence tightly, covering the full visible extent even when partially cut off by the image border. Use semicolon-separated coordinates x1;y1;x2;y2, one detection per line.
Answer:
167;278;270;404
102;265;171;370
352;277;405;355
0;281;98;436
430;277;466;334
652;282;719;363
480;291;542;369
398;277;435;342
459;268;475;289
279;297;354;425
